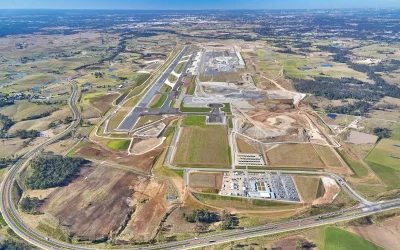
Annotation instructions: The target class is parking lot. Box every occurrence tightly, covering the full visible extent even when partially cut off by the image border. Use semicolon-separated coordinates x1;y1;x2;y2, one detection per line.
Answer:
219;171;301;202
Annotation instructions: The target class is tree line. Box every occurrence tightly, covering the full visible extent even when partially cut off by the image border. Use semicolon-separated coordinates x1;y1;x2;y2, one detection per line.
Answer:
26;154;88;189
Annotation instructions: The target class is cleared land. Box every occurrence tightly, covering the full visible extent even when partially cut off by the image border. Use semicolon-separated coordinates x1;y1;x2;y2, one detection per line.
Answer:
41;164;148;240
324;227;383;250
293;176;321;203
313;145;342;168
173;126;230;166
73;140;164;173
189;172;223;190
236;136;259;153
266;144;325;169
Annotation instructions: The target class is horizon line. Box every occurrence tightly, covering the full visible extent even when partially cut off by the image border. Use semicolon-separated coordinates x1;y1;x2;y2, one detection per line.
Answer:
0;7;399;11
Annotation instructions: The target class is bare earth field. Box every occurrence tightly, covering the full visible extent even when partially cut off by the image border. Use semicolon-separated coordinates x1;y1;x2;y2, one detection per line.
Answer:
89;92;119;115
266;143;325;169
74;140;165;173
349;217;400;250
189;172;223;189
41;164;148;240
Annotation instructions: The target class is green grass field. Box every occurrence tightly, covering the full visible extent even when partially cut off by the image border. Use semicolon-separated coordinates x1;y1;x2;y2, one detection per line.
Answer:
179;103;211;113
182;116;206;126
149;94;168;108
174;62;186;74
324;227;383;250
174;126;229;166
83;92;104;104
107;140;131;150
194;192;295;207
365;139;400;171
337;150;369;178
390;123;400;141
168;74;178;83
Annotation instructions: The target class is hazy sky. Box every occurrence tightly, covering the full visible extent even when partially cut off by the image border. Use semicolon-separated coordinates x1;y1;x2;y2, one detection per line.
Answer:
1;0;400;10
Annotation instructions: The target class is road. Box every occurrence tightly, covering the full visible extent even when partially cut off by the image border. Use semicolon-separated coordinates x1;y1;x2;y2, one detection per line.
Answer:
0;79;82;250
117;46;190;131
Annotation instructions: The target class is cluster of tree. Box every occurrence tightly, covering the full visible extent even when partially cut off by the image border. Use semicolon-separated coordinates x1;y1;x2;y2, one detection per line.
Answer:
93;72;104;78
63;116;73;124
275;48;297;54
15;129;40;139
0;240;33;250
0;114;14;131
220;210;238;230
21;109;56;121
291;76;400;102
184;209;219;224
26;155;87;189
373;127;392;139
0;157;17;169
325;101;371;116
19;196;43;214
0;99;14;108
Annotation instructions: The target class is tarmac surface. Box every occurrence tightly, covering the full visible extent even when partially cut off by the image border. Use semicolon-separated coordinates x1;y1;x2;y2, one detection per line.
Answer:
117;46;191;131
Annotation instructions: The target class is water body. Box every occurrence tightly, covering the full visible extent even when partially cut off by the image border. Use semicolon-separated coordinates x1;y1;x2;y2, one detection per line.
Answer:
327;113;337;119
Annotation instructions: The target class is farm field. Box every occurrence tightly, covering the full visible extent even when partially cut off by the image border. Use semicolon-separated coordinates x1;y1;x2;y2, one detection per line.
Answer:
266;144;325;169
0;101;59;121
324;227;383;250
365;139;400;171
8;107;71;133
173;126;230;167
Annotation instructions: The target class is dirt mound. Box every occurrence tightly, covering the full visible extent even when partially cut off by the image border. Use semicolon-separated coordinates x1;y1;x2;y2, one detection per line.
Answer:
131;138;164;155
312;177;340;205
239;111;311;142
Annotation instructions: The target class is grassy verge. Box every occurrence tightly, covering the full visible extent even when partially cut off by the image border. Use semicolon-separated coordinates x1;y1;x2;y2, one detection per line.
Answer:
107;140;131;150
150;94;168;108
337;150;369;178
180;103;211;112
182;115;206;126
